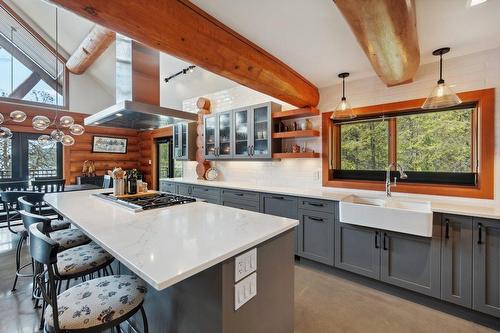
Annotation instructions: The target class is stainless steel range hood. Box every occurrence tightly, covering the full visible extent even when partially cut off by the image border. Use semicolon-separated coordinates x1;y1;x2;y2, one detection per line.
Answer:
84;35;196;131
84;100;196;130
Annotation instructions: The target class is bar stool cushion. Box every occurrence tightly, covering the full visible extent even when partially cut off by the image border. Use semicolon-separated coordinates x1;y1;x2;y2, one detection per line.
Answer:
56;242;114;277
45;275;147;331
50;228;90;251
49;219;71;232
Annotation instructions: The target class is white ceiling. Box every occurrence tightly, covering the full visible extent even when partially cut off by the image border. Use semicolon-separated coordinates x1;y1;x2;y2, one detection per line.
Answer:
192;0;500;87
6;0;235;109
7;0;500;103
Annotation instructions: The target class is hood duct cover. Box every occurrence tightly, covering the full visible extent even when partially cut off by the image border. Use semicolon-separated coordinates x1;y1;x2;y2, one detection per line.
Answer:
84;35;196;130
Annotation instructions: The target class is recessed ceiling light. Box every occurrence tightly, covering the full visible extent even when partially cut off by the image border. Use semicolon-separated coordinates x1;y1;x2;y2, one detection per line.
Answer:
468;0;487;7
94;122;100;125
116;113;123;117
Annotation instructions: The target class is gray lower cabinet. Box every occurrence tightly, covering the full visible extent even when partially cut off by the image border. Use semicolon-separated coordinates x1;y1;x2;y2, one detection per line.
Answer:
441;214;473;308
177;184;192;196
191;185;221;204
221;189;260;212
298;209;334;265
473;218;500;318
380;228;441;298
261;194;298;253
334;221;380;279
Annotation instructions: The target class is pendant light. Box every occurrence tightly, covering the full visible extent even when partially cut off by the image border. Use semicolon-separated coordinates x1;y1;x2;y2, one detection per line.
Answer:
330;72;356;120
422;47;461;109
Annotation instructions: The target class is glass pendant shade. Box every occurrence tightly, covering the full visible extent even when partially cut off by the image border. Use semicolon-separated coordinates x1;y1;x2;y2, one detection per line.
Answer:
331;97;355;120
10;110;27;122
422;82;462;109
0;113;4;124
69;124;85;136
38;135;53;147
59;115;74;127
0;127;13;140
50;129;64;142
32;115;51;130
61;134;75;146
422;47;461;110
330;72;356;120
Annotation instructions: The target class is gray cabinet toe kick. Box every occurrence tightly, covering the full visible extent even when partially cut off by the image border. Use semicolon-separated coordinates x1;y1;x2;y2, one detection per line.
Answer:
159;180;500;318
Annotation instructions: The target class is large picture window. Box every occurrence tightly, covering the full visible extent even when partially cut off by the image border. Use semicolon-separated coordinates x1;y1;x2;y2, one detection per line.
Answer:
332;104;477;186
0;132;62;181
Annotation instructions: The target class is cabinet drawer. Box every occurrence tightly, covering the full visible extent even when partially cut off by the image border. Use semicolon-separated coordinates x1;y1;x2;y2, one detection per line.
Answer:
298;198;335;214
261;194;298;219
223;200;260;212
177;184;192;196
222;189;260;203
192;186;221;203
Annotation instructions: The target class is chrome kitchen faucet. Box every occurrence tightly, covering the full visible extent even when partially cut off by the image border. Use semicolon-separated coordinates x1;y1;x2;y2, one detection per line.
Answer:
386;163;408;197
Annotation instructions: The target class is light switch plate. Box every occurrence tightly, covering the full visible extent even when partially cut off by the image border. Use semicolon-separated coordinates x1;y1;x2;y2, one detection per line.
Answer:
234;272;257;310
235;248;257;282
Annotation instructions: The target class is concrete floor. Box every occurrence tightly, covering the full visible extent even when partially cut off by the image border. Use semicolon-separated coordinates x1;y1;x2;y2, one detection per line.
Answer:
0;227;498;333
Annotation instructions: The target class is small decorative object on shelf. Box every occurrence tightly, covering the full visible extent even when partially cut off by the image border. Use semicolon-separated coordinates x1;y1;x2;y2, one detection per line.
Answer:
291;144;301;153
82;160;96;177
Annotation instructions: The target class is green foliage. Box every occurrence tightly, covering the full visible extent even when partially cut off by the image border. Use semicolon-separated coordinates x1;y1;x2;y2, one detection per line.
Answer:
340;108;473;173
340;120;388;170
397;109;472;172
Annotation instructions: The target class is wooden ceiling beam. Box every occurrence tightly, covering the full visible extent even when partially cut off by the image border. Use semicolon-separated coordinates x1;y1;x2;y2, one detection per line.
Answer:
66;25;115;74
48;0;319;107
335;0;420;86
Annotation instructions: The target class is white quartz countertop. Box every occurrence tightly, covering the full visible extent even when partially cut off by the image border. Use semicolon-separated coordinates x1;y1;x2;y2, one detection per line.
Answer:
163;178;500;220
44;190;298;290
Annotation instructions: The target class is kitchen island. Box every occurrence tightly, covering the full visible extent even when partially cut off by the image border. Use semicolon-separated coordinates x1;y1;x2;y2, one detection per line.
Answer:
44;189;298;333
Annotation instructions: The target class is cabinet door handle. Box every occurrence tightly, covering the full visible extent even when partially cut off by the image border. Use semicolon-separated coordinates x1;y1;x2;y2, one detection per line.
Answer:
235;193;244;196
308;216;324;222
383;233;388;251
272;196;284;200
375;231;379;249
477;223;483;245
445;219;450;239
307;202;324;207
251;145;255;156
247;146;251;156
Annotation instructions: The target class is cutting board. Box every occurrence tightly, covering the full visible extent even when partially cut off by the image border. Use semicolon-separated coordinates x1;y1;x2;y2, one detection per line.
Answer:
111;190;159;199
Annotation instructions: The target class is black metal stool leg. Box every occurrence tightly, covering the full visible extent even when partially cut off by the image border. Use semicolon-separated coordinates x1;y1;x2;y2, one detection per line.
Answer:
11;233;27;291
140;306;149;333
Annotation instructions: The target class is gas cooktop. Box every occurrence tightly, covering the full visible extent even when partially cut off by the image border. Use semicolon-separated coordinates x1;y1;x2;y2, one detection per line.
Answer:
93;192;197;212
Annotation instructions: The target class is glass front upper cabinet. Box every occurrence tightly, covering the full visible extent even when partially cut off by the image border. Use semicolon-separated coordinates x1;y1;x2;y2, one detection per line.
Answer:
217;111;232;159
204;115;217;158
233;108;250;158
173;122;196;161
252;105;271;158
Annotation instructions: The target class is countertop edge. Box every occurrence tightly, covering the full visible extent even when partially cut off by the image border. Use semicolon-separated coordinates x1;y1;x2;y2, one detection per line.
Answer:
162;178;500;220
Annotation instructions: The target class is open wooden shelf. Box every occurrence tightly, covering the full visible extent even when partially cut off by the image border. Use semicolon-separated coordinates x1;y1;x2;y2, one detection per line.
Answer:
272;152;320;159
272;130;320;139
272;107;320;120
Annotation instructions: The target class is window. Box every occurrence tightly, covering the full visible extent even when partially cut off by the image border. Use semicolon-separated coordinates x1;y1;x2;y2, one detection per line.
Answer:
0;132;62;181
0;3;67;107
332;105;477;186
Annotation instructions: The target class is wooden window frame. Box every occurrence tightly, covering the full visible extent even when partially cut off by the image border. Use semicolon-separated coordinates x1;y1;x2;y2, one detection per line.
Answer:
322;88;495;199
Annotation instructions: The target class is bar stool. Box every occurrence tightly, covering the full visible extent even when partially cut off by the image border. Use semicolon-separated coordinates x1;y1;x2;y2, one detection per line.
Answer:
29;223;149;333
12;205;89;292
18;194;70;232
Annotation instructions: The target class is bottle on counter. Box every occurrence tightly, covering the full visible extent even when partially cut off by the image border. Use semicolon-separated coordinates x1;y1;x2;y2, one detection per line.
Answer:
127;169;138;195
